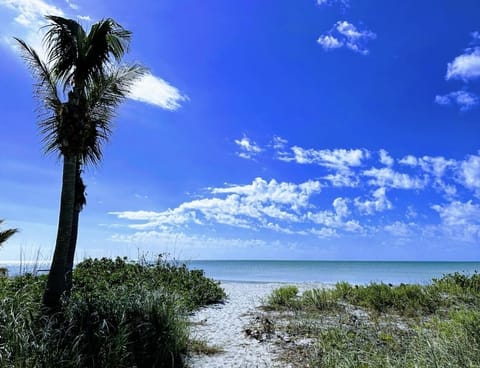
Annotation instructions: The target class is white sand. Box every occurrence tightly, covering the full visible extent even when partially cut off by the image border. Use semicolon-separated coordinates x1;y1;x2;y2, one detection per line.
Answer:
186;282;290;368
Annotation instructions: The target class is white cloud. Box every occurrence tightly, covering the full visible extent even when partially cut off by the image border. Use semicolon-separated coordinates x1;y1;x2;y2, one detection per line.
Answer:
77;15;92;21
323;172;359;187
212;177;321;209
435;90;479;111
379;149;394;166
272;136;288;150
458;154;480;195
129;73;188;111
0;0;64;52
432;200;480;226
290;147;368;172
406;206;417;219
399;155;456;178
234;135;263;160
65;0;78;10
422;156;456;178
432;200;480;242
446;47;480;81
316;0;349;6
310;227;339;238
354;187;392;215
363;167;427;189
111;177;322;233
317;35;342;50
1;0;63;27
384;221;412;237
111;230;270;250
317;21;376;55
398;155;417;166
399;155;457;198
307;197;362;233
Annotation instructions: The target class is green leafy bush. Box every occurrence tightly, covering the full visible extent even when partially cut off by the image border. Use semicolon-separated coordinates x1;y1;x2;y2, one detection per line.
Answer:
0;256;225;367
73;257;225;311
267;285;299;308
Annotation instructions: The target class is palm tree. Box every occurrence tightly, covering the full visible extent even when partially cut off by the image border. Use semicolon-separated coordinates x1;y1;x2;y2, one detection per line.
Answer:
0;219;18;247
16;16;144;309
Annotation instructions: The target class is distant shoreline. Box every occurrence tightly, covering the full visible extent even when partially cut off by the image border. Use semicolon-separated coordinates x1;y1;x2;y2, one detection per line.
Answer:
3;259;479;285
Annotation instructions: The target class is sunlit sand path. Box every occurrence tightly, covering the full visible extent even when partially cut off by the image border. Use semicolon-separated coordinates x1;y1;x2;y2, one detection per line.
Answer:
186;282;289;368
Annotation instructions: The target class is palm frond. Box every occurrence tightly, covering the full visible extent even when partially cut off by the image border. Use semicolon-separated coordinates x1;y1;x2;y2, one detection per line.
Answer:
0;220;18;246
79;64;145;165
84;19;132;78
43;15;86;89
15;37;65;156
15;38;61;110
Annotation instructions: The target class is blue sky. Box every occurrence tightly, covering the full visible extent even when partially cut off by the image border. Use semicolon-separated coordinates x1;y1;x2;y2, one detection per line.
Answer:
1;0;480;262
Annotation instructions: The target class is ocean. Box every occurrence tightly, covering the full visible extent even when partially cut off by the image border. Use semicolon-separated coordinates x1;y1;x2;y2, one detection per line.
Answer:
2;260;480;285
186;260;480;285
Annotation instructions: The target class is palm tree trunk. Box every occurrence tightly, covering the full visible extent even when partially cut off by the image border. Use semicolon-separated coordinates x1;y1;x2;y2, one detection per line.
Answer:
65;204;79;294
42;154;77;310
65;166;82;294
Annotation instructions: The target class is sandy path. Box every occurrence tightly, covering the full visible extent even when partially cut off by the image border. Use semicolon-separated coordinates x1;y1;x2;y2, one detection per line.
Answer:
186;282;287;368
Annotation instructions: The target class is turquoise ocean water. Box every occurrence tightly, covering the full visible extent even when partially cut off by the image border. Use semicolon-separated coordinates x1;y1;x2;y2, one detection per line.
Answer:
186;260;480;285
2;260;480;285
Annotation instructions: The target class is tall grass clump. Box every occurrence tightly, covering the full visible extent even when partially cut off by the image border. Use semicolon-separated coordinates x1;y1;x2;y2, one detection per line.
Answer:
0;257;225;367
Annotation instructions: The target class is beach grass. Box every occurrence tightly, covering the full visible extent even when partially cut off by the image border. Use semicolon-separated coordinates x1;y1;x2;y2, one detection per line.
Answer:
0;256;225;368
263;273;480;367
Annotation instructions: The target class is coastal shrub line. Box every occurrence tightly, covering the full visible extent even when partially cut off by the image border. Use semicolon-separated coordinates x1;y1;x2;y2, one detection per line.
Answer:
264;272;480;367
0;257;225;368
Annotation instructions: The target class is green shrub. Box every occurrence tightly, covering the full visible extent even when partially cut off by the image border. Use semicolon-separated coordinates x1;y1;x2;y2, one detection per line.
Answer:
0;256;225;367
268;285;299;308
73;257;225;311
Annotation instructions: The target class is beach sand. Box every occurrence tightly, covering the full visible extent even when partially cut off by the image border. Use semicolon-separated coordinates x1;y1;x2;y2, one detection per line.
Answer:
186;282;290;368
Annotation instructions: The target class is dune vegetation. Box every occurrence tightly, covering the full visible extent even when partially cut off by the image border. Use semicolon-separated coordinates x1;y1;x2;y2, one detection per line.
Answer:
0;257;225;368
263;273;480;367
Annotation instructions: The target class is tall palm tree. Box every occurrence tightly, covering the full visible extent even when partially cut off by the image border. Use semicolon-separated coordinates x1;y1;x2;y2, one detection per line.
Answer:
16;16;144;309
0;219;18;247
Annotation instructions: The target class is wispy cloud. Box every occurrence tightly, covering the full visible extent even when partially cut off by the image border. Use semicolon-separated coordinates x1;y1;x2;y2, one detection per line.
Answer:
128;73;188;111
323;172;359;187
458;154;480;196
384;221;413;237
307;197;363;233
363;167;427;189
288;146;368;172
65;0;78;10
399;155;456;178
437;33;480;111
0;0;64;52
435;90;479;111
432;200;480;242
354;187;392;215
317;21;376;55
111;177;322;234
316;0;349;7
234;135;263;160
110;143;480;248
